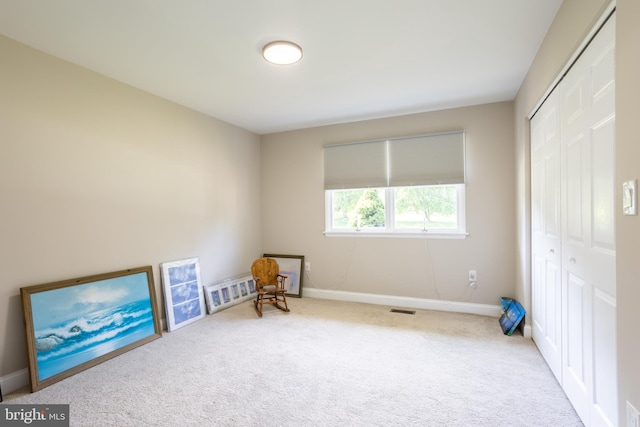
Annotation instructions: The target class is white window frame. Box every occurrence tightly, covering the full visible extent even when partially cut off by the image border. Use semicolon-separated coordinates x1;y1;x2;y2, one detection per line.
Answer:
324;184;467;239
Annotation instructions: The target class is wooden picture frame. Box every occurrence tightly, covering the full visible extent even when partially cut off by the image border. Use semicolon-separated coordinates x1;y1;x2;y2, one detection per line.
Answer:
20;266;162;392
160;257;206;331
263;254;304;297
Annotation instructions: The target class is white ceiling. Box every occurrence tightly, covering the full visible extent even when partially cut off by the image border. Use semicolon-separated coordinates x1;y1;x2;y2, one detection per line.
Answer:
0;1;563;135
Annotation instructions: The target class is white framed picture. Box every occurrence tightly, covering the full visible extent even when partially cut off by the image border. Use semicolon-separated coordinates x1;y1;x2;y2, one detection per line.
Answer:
239;280;249;298
204;274;254;314
231;283;240;301
238;275;255;301
203;284;224;314
204;280;232;314
220;285;232;304
160;257;206;331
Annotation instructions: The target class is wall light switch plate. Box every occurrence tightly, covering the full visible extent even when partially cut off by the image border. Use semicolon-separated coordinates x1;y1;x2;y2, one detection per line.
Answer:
468;270;477;281
623;179;637;215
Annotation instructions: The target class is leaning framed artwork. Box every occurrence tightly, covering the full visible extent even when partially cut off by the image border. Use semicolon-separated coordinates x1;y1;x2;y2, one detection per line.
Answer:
263;254;304;297
20;266;162;392
160;257;206;331
203;273;254;314
203;282;231;314
203;283;226;314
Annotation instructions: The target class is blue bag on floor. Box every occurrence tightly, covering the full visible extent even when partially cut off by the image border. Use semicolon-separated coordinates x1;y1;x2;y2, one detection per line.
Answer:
499;297;525;336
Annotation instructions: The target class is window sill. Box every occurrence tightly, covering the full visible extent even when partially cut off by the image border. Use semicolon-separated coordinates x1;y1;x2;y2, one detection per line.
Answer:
323;231;469;239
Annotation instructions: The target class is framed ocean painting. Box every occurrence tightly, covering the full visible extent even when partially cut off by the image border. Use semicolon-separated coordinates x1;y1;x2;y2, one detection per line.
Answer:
160;257;206;331
20;266;162;392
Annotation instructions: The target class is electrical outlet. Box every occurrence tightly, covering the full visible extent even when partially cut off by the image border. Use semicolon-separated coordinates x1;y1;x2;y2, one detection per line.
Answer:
305;262;311;272
468;270;477;281
627;401;640;427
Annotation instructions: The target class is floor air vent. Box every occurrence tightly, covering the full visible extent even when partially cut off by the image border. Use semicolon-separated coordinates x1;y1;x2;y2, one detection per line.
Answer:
390;309;416;315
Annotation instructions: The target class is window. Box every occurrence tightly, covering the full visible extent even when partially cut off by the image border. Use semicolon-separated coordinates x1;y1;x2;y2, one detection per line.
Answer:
325;184;465;236
324;132;466;238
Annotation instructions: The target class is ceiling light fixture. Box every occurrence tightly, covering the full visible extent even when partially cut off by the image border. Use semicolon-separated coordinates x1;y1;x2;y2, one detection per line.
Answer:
262;41;303;65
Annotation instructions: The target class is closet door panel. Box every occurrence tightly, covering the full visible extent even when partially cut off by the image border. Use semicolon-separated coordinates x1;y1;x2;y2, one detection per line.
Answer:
559;13;616;427
591;117;616;257
562;269;591;422
564;134;586;244
564;273;588;383
531;90;563;383
531;91;563;381
588;27;617;425
584;16;617;427
544;262;561;347
592;289;617;426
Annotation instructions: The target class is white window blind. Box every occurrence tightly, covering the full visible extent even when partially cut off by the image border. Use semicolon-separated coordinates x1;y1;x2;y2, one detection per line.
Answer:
323;140;387;190
324;131;464;190
388;131;465;186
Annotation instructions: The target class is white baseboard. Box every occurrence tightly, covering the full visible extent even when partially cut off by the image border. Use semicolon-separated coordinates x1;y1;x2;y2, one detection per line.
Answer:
523;324;532;339
303;288;502;317
1;368;29;396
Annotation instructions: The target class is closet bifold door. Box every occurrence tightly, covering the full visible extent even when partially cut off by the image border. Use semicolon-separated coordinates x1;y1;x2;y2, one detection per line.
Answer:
531;11;617;427
559;12;617;427
530;88;562;385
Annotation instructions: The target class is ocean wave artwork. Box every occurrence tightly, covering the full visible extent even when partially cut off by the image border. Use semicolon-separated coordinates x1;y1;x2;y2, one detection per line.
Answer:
29;271;157;381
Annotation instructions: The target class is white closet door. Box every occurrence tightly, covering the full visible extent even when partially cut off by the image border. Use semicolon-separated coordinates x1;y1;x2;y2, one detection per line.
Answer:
560;13;616;427
531;89;563;384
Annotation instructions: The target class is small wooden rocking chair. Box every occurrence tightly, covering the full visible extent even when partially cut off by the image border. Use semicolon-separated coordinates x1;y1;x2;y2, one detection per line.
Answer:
251;257;290;317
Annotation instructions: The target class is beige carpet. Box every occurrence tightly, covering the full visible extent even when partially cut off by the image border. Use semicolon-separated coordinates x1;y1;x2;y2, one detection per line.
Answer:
4;297;582;426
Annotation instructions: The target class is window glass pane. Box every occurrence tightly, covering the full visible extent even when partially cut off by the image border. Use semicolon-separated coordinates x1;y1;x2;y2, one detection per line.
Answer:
332;188;386;229
394;185;457;229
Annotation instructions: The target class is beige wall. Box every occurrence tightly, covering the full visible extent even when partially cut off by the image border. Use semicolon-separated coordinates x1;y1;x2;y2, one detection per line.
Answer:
514;0;640;419
261;102;515;305
616;0;640;419
0;36;262;378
